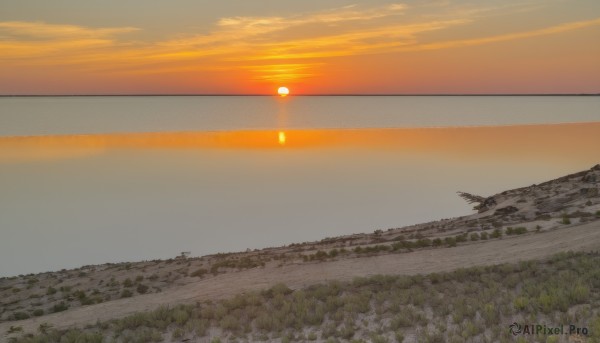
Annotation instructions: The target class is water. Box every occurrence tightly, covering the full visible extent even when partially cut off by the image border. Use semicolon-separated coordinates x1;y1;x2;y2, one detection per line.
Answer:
1;96;599;136
1;96;599;276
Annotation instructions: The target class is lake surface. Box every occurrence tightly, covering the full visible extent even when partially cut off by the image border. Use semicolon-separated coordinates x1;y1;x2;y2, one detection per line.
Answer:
2;96;600;136
1;96;599;276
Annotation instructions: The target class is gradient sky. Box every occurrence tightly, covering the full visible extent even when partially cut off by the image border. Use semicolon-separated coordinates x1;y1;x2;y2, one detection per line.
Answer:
1;0;599;94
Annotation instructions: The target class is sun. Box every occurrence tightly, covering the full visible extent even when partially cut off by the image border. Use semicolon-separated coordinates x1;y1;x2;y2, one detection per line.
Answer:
277;87;289;96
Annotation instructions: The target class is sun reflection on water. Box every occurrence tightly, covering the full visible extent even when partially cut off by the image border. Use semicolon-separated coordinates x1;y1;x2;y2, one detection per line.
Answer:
278;131;286;145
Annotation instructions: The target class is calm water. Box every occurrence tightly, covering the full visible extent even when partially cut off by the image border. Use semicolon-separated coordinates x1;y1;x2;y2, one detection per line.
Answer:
1;96;599;276
2;96;600;136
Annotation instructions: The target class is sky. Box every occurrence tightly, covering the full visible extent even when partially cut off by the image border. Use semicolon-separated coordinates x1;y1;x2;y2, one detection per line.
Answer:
1;0;599;94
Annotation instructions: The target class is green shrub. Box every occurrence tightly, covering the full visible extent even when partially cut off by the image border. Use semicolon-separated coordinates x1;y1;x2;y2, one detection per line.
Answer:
8;326;23;333
491;228;502;238
121;289;133;298
370;334;389;343
470;233;479;241
444;237;457;247
52;302;69;313
38;323;52;334
389;312;412;329
569;282;589;303
505;227;527;235
514;227;527;235
480;232;488;240
191;268;208;278
80;297;96;305
137;284;149;294
312;250;329;260
562;214;571;224
12;311;30;320
415;238;431;248
32;309;44;317
46;286;57;295
123;278;133;288
514;296;529;311
220;315;240;332
172;327;184;340
455;234;468;243
73;290;86;300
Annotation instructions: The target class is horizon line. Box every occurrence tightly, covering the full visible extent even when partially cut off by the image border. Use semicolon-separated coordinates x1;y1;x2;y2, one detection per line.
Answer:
1;93;599;97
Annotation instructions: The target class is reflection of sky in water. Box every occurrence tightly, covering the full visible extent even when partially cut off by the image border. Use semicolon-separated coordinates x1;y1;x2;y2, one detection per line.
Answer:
1;96;600;136
1;124;600;276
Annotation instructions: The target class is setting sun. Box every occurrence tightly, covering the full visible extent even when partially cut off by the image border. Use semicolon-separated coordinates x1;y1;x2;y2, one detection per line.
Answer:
277;87;289;96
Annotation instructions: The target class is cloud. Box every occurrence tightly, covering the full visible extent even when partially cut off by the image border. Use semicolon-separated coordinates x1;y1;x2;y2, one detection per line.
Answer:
0;21;138;39
400;17;600;52
0;21;139;59
1;2;599;84
216;3;406;30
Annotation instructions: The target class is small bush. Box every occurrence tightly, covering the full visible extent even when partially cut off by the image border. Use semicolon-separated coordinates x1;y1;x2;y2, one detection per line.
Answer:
191;268;208;278
562;214;571;225
415;238;431;248
491;228;502;238
136;284;149;294
444;237;457;247
8;326;23;333
32;309;44;317
455;234;468;243
12;312;30;320
395;331;404;343
46;287;57;295
121;289;133;298
480;232;488;240
370;334;389;343
506;227;527;235
569;282;590;303
172;328;184;340
123;278;133;288
52;302;69;313
80;297;96;305
470;233;479;241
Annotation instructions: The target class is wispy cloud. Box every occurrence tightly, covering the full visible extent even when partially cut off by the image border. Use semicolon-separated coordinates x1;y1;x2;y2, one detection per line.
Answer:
0;21;139;59
400;17;600;52
1;2;598;84
0;21;138;39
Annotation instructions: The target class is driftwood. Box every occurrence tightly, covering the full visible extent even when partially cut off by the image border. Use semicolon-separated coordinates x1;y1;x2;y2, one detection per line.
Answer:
457;192;486;204
457;192;497;213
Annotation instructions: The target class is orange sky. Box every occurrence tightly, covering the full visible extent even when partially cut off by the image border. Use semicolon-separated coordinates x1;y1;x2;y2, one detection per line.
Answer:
1;1;599;94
